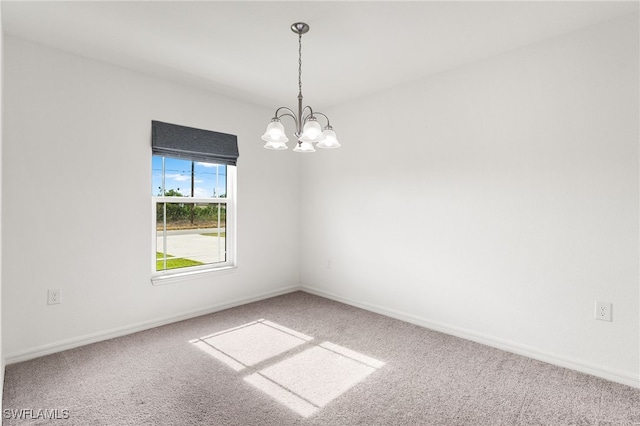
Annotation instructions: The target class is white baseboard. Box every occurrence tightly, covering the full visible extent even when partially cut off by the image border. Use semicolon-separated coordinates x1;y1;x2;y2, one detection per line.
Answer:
6;284;638;389
5;285;301;365
301;286;640;389
1;356;4;413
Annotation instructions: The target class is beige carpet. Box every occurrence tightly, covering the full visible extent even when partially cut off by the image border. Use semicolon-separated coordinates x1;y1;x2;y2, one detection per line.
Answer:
3;291;639;425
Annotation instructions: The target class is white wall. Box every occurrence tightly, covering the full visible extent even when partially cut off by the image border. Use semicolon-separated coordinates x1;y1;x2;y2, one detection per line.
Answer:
2;36;301;360
2;11;638;391
301;14;639;386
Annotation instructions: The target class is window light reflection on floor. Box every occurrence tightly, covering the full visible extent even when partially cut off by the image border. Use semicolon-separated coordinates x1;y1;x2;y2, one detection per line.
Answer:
190;319;384;417
190;319;311;371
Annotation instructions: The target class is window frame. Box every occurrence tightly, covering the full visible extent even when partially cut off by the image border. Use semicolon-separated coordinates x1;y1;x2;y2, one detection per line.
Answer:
151;158;237;285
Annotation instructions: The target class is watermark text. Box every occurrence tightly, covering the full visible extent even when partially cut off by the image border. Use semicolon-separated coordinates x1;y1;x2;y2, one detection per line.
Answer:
3;408;70;420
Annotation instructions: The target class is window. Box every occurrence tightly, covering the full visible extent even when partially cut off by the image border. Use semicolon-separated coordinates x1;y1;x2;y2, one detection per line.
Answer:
151;121;238;283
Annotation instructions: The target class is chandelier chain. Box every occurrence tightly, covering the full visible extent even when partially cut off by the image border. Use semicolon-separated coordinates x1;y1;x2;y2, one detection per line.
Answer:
298;32;303;98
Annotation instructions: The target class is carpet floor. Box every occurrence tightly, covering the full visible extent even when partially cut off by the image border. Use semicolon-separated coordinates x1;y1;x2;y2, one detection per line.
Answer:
3;291;639;425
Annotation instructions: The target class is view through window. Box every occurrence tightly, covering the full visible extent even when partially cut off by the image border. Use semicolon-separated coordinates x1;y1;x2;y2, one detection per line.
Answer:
152;155;233;275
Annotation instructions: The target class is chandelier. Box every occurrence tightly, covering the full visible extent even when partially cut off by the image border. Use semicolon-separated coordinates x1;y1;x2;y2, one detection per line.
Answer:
262;22;341;152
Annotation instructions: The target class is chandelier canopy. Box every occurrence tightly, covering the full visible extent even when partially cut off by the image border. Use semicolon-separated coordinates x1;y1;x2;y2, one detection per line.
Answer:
261;22;341;153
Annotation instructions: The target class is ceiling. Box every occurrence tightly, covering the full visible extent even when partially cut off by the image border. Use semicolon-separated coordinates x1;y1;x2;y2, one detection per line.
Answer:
2;1;638;110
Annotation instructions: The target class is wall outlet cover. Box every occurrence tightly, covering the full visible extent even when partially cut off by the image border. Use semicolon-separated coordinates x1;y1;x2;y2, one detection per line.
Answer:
48;289;61;305
595;301;612;322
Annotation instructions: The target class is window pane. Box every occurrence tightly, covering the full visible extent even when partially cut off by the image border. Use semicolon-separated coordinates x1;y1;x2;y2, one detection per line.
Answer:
156;202;227;271
152;155;227;198
194;161;227;198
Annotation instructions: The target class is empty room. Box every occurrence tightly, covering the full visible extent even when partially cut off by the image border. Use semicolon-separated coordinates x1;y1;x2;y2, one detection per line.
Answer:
0;1;639;425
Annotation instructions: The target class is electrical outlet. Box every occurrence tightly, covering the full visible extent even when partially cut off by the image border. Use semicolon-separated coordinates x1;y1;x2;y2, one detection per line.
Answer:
326;259;333;270
48;289;61;305
595;301;611;322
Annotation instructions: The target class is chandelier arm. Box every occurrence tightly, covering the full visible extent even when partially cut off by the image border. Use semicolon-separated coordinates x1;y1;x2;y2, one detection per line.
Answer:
276;112;298;126
274;111;302;141
311;112;331;128
301;106;315;123
274;107;297;119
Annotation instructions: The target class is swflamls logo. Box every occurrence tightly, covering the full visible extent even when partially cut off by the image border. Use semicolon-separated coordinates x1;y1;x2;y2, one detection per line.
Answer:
3;408;70;420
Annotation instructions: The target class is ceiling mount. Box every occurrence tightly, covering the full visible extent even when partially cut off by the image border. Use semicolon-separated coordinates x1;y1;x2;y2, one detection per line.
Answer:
291;22;309;35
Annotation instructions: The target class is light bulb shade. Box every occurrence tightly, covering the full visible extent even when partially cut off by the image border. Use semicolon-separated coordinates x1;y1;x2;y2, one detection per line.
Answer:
263;140;288;150
261;120;289;143
316;128;341;149
293;141;316;153
299;118;322;143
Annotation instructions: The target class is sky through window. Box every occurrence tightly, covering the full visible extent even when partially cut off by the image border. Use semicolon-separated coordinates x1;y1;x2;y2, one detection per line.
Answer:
152;155;227;198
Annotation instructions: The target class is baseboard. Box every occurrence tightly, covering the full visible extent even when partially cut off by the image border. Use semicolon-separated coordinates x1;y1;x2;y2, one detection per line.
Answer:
6;284;638;389
5;285;301;365
1;356;4;413
301;286;640;389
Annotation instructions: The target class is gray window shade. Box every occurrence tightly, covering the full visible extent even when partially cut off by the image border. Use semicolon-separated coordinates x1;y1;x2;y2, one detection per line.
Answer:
152;120;239;166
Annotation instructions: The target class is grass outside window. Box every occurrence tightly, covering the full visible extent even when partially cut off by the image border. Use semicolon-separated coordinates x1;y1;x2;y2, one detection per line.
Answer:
156;252;204;270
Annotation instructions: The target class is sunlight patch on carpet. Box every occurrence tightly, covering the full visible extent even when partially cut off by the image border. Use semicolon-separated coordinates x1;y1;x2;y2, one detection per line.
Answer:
190;319;312;370
249;344;379;414
191;340;245;371
191;320;384;417
244;373;318;417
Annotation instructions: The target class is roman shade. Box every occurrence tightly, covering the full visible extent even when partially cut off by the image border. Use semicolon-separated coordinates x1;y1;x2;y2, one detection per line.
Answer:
152;120;239;166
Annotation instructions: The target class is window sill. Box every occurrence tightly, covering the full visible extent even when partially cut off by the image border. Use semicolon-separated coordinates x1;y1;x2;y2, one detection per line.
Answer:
151;265;237;286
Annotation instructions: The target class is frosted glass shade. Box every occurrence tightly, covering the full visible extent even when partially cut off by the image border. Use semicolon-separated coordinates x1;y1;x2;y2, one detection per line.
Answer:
262;120;289;144
293;141;316;153
263;140;288;150
299;119;322;143
316;128;341;149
